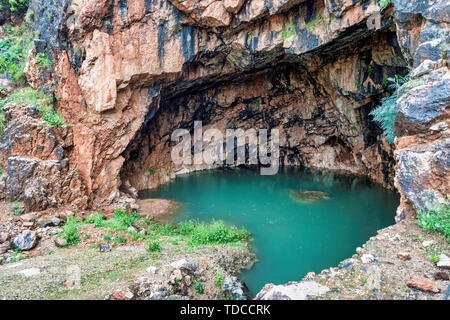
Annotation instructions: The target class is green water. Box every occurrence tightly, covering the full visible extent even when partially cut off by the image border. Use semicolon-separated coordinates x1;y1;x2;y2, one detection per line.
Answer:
140;167;399;295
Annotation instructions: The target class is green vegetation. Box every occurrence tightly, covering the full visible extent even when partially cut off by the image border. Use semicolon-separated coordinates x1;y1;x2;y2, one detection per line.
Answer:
61;209;250;251
303;13;323;32
379;0;391;11
417;204;450;242
147;168;155;175
0;24;33;86
215;271;224;288
35;51;52;71
0;87;65;127
193;279;204;293
0;164;3;175
146;241;162;252
282;23;297;40
61;215;82;245
0;111;5;137
370;73;409;144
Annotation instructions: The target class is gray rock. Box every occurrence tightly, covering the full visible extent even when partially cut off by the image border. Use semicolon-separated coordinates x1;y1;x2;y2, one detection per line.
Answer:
255;281;330;300
437;254;450;269
13;230;38;251
99;245;111;252
17;267;40;277
170;259;197;274
222;276;251;300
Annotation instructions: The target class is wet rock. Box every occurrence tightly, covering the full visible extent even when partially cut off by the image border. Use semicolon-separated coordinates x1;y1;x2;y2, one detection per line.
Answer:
256;281;330;300
433;272;449;281
407;278;440;293
13;230;38;251
222;276;251;300
437;254;450;270
288;190;331;204
397;252;411;260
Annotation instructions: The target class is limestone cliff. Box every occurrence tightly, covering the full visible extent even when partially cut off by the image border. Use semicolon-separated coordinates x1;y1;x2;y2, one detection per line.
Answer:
0;0;448;219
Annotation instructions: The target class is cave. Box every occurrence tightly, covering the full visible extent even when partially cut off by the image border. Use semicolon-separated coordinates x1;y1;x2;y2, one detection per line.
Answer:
119;26;407;195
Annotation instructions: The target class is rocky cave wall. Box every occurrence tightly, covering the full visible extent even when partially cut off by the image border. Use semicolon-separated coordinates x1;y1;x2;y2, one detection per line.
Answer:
0;0;448;219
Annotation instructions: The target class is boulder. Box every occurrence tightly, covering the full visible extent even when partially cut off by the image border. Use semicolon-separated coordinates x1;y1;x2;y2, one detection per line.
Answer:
13;230;38;251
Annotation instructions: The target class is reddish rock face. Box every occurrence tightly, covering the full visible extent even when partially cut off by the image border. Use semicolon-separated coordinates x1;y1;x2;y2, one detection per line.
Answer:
406;278;440;294
0;0;444;214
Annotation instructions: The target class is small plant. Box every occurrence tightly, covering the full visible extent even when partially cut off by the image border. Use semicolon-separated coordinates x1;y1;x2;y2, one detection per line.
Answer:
0;165;3;175
416;204;450;241
103;235;113;242
193;279;204;293
370;73;409;144
146;241;162;252
148;168;156;175
379;0;391;12
61;215;81;245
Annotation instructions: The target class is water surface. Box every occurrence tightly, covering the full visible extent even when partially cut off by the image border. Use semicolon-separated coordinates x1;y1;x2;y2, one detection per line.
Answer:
140;167;399;295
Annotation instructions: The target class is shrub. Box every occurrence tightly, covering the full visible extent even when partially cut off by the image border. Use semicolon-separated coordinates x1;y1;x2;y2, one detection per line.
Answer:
370;74;409;144
417;204;450;242
188;220;249;246
61;215;81;245
8;0;29;12
0;111;5;137
0;24;32;86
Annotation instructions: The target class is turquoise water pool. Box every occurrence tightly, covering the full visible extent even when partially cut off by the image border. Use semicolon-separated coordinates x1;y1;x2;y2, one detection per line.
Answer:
140;167;399;295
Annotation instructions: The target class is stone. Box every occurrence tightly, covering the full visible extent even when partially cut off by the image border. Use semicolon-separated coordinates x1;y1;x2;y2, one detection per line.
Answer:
223;276;251;299
437;254;450;269
433;272;449;281
113;288;134;300
54;236;67;247
51;217;62;226
361;254;375;264
224;0;245;13
303;272;316;280
22;221;34;228
356;247;362;254
288;190;331;203
13;230;38;251
255;281;330;300
17;268;40;277
63;280;75;288
20;213;36;223
422;240;435;248
406;278;440;293
170;259;197;274
0;232;10;243
397;252;411;260
146;266;159;274
99;245;111;252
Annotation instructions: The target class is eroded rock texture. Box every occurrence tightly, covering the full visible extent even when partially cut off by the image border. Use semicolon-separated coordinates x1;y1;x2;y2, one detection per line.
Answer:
0;0;446;213
391;0;449;220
